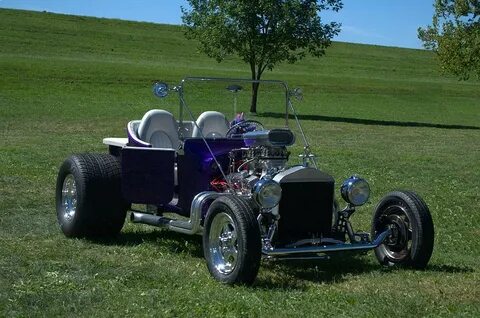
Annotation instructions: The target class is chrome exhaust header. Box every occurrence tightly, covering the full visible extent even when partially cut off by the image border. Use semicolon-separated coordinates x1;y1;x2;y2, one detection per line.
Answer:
130;191;223;235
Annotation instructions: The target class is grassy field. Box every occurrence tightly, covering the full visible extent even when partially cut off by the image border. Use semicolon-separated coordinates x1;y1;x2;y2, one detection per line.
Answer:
1;8;479;317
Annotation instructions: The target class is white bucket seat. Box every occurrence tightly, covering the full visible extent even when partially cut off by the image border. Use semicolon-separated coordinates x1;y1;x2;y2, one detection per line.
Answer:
192;111;230;138
138;109;180;149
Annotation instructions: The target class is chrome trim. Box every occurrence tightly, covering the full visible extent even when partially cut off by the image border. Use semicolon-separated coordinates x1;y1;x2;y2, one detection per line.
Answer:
61;174;77;221
207;212;238;275
178;77;289;127
252;178;282;209
170;191;222;234
267;255;330;261
153;82;169;98
376;204;413;262
262;229;391;256
340;176;370;206
130;191;223;235
287;99;318;168
284;237;345;248
130;212;170;226
180;76;288;90
272;165;304;183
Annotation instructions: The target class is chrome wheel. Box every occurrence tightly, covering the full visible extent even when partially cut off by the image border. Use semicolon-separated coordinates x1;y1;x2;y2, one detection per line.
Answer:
208;212;238;275
203;196;261;284
378;205;412;262
61;174;77;221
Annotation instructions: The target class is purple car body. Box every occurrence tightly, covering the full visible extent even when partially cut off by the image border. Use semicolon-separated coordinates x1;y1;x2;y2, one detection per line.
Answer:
55;76;435;285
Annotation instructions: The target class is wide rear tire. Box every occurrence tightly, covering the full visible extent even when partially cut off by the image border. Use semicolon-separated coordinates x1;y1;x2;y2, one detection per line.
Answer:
203;196;261;285
372;190;434;269
55;153;128;238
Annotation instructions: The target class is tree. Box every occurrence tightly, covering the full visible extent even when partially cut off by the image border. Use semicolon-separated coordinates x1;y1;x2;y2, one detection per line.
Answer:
418;0;480;80
182;0;343;113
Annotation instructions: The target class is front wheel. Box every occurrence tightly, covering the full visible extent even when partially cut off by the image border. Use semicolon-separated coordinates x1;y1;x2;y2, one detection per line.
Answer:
203;196;261;285
372;190;434;269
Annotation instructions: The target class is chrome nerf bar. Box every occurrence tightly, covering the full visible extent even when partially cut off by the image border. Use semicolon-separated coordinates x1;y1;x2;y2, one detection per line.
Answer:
262;228;391;256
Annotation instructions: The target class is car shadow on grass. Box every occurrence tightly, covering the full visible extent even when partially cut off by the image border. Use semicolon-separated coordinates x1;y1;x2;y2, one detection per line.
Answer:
254;258;476;290
254;253;378;290
258;112;480;130
95;233;379;290
90;229;205;259
424;264;475;274
91;231;475;291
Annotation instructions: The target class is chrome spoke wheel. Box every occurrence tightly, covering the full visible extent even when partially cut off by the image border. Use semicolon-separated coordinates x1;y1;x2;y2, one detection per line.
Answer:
208;212;238;275
61;174;77;221
379;205;412;262
373;191;434;269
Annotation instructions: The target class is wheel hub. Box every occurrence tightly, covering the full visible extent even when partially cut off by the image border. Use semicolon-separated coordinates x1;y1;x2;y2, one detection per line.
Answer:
61;174;77;221
385;214;408;250
208;212;238;275
378;205;412;262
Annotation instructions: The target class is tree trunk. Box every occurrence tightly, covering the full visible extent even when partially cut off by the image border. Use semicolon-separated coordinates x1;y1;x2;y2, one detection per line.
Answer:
250;82;260;113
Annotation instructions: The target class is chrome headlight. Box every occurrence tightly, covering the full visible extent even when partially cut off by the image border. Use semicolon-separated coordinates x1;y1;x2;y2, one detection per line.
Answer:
340;176;370;206
252;179;282;209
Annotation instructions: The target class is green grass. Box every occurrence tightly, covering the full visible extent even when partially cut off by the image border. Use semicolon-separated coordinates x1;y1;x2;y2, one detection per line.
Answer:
1;8;479;317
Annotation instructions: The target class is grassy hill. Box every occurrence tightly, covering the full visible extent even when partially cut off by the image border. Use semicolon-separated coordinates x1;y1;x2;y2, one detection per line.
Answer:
1;8;479;317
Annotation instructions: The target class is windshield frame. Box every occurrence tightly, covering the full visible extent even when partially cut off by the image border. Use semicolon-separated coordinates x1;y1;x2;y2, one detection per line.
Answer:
176;76;290;127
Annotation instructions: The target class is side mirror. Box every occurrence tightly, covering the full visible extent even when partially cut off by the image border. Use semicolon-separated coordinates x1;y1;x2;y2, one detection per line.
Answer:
289;88;303;101
153;82;169;98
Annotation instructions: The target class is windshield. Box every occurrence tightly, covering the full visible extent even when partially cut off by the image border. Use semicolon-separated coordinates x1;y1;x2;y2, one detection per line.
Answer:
178;77;290;129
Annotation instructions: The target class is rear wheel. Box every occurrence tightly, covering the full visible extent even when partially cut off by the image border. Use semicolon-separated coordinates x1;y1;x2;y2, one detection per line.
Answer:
372;191;434;269
56;153;128;238
203;196;261;285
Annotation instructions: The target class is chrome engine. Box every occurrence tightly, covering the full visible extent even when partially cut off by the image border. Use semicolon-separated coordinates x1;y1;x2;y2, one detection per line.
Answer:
218;129;295;195
225;145;290;195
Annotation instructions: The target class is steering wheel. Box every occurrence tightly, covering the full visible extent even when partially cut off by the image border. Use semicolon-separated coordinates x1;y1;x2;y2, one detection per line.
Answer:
226;120;265;138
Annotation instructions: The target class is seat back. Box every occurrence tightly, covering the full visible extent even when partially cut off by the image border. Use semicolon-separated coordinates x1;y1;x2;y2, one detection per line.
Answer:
127;120;150;147
138;110;180;149
192;111;230;138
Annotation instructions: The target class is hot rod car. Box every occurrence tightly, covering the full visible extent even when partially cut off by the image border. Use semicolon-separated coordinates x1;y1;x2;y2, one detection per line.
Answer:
56;77;434;285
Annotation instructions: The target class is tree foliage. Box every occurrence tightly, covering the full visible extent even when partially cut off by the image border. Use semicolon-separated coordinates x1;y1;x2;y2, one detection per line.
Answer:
418;0;480;80
182;0;342;112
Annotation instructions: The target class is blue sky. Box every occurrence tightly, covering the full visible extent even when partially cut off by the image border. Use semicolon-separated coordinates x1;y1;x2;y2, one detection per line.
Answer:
0;0;434;49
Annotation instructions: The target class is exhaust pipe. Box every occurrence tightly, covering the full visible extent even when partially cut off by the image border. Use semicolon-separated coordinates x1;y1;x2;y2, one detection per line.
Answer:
129;191;223;235
130;212;170;227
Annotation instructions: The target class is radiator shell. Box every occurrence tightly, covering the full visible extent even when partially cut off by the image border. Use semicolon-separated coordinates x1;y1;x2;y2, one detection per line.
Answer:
273;166;335;245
